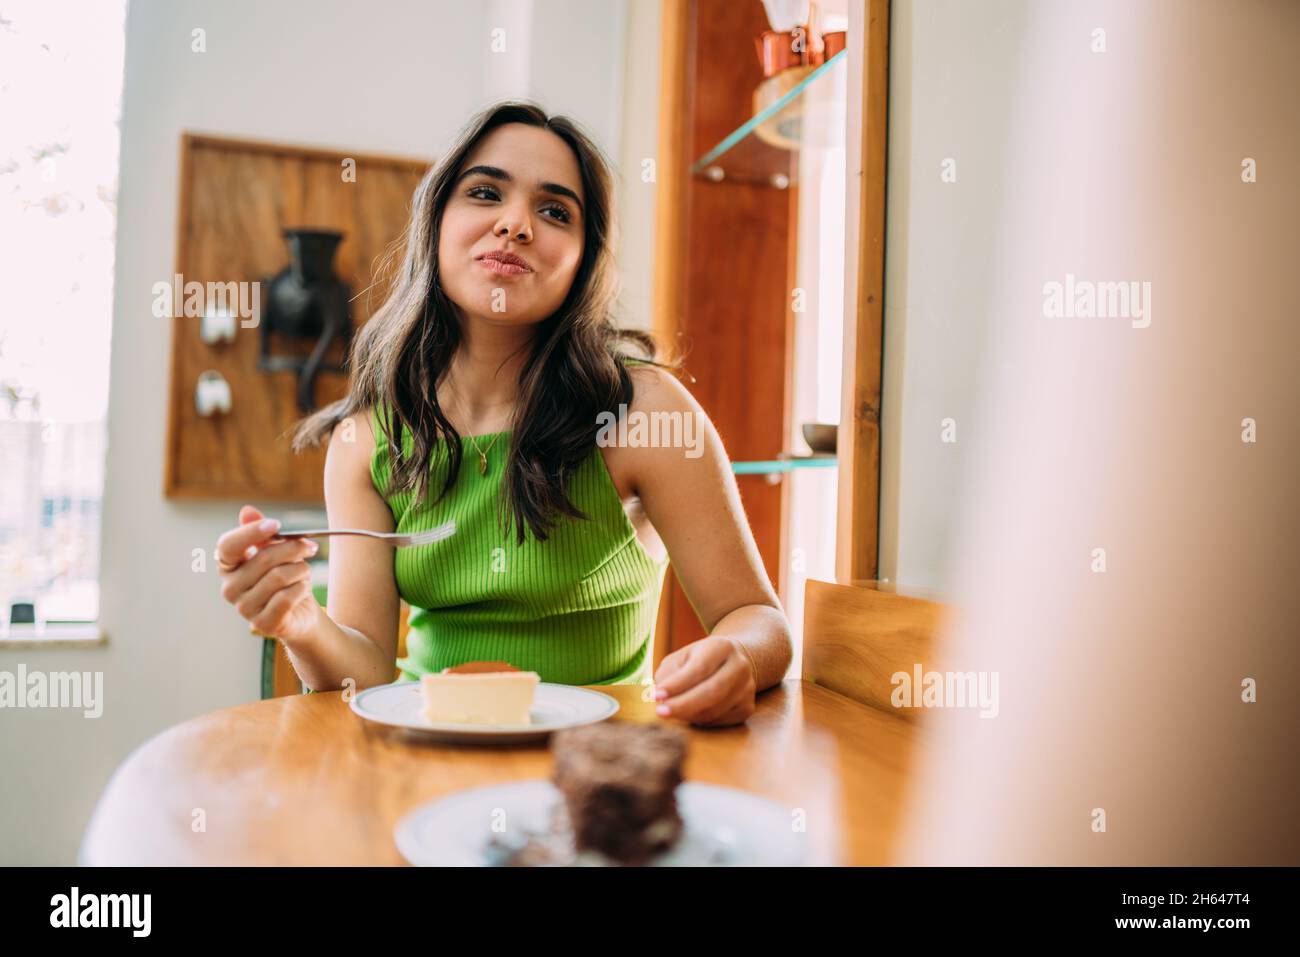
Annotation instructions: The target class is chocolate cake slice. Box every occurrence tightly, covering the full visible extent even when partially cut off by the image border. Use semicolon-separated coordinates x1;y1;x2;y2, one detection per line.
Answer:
549;722;689;866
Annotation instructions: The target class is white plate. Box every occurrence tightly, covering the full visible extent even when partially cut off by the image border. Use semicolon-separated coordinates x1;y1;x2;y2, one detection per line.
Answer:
394;779;808;866
349;679;619;744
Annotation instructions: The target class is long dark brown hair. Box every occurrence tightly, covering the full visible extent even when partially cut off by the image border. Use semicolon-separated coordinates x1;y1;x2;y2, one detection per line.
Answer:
291;101;676;544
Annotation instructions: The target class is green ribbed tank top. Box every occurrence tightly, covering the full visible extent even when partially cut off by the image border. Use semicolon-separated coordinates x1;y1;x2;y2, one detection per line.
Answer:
370;403;669;687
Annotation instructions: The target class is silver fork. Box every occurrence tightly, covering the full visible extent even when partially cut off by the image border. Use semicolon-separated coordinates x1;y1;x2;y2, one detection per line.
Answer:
275;519;457;548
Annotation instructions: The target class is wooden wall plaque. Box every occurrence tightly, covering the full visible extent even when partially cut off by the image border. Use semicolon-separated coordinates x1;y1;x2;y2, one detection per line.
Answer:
164;133;429;501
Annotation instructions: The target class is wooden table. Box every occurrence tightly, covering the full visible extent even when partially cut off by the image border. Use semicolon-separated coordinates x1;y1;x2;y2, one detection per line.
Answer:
80;678;921;866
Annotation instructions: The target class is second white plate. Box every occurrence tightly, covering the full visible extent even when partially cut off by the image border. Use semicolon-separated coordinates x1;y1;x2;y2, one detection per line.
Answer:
349;679;620;744
395;779;809;866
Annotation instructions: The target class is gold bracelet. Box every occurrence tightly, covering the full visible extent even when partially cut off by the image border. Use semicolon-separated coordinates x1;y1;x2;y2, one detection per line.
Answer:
730;637;760;690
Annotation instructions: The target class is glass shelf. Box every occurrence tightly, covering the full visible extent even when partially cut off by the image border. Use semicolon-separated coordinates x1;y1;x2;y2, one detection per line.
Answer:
731;456;837;476
691;49;847;188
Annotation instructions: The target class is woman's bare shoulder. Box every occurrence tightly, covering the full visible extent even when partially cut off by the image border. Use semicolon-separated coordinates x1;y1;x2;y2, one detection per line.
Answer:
324;406;380;490
625;363;699;415
604;364;715;500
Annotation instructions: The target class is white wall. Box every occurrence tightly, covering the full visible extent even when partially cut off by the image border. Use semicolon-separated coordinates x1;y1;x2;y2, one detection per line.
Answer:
0;0;654;865
878;0;1029;595
614;0;663;331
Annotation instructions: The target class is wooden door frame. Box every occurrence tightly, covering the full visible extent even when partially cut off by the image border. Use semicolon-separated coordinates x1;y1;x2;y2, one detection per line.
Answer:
836;0;889;585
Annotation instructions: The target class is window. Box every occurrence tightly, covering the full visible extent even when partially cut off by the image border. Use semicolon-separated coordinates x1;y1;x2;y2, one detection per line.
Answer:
0;0;127;629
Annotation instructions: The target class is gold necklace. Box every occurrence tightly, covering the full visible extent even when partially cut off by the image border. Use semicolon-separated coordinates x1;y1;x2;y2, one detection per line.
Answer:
447;385;506;476
466;431;501;476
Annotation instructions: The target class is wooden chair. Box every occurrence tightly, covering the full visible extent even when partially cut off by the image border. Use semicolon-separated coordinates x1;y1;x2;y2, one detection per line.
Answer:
801;578;948;721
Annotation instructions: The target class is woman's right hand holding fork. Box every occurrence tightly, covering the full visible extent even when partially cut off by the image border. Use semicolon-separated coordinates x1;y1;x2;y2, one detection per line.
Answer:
216;505;321;644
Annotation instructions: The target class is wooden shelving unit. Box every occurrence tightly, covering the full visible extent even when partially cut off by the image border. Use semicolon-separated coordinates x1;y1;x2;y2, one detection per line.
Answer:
651;0;888;666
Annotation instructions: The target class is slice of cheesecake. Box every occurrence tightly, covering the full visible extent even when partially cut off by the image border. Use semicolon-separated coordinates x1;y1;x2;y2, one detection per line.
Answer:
420;661;541;726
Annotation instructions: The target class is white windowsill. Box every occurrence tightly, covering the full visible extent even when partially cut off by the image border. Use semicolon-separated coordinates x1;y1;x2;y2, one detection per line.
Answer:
0;623;107;648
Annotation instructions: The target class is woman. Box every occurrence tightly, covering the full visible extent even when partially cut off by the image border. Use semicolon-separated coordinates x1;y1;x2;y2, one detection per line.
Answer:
215;101;792;727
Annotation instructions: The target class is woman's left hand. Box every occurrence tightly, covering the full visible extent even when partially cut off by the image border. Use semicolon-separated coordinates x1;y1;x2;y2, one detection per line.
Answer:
652;636;757;727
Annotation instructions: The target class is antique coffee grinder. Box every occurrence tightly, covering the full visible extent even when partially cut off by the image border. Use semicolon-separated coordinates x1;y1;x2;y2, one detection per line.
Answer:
258;228;353;413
